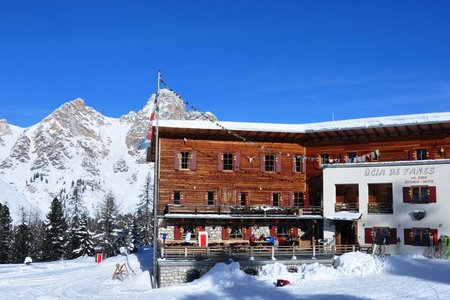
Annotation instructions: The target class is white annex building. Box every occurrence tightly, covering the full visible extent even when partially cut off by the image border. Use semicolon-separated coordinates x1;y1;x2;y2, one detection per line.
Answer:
323;159;450;255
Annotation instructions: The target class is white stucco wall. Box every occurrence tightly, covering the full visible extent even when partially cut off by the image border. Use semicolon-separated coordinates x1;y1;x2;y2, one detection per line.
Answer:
323;159;450;255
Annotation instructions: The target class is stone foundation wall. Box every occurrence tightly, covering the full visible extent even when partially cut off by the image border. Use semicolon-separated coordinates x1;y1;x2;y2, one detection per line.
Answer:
158;225;174;241
252;226;270;239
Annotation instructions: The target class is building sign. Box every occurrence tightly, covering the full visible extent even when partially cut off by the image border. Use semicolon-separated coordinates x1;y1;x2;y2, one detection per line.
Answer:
364;166;435;177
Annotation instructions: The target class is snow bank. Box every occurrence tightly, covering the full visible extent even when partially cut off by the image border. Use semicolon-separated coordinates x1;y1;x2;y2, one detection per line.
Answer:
195;262;248;288
333;252;385;276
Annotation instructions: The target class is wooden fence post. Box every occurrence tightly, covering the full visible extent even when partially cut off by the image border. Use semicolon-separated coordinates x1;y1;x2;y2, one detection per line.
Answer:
292;245;297;260
161;247;165;259
184;247;188;259
250;246;254;261
271;246;276;260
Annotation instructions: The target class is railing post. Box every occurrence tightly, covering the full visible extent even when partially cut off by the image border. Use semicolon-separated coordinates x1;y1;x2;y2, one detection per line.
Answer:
207;247;210;259
292;245;297;260
312;241;316;259
228;246;232;258
250;246;254;261
271;246;276;260
352;245;356;252
161;247;164;259
184;247;188;259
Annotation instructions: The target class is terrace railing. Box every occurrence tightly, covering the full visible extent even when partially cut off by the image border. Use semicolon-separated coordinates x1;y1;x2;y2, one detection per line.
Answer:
368;202;393;214
334;202;359;212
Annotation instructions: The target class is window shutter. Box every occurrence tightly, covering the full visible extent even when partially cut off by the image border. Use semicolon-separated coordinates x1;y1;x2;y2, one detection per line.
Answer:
289;192;294;207
403;187;411;203
244;227;252;240
270;226;277;237
203;192;208;206
260;154;265;172
236;193;241;207
407;149;413;161
221;226;230;240
304;190;309;207
174;225;182;240
291;227;299;237
428;186;437;203
365;228;374;244
292;155;296;173
170;191;174;205
427;147;434;159
430;229;438;246
388;228;397;245
190;151;197;171
276;153;282;173
340;153;346;163
173;151;180;170
404;229;412;245
234;152;240;171
217;152;223;171
181;191;186;205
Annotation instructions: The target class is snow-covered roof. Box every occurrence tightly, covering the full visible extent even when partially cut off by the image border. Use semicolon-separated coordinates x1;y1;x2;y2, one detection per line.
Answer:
164;213;322;220
158;112;450;133
325;212;362;221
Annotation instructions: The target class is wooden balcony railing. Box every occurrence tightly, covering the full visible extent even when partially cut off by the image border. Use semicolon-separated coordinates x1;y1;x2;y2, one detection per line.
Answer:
334;202;359;212
368;202;393;214
163;204;323;216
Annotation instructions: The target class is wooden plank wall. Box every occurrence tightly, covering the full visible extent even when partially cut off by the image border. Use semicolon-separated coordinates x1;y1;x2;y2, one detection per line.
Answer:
157;138;307;213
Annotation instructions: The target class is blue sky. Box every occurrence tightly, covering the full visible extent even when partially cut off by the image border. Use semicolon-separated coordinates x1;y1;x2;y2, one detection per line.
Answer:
1;1;450;127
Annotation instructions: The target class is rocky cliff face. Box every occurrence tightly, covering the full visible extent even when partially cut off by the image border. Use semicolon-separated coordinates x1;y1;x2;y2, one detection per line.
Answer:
0;89;216;220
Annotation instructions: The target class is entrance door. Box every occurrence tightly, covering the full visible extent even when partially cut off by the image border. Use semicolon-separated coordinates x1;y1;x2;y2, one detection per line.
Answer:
220;189;236;206
335;221;356;245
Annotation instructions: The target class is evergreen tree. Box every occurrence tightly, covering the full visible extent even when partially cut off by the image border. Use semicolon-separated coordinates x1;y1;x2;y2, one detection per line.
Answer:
95;191;119;257
65;184;85;258
0;203;13;263
10;223;31;263
28;207;45;262
136;173;153;245
74;212;94;257
43;197;67;261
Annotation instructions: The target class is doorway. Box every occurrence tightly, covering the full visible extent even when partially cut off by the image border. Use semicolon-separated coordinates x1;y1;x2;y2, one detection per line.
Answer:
335;221;357;245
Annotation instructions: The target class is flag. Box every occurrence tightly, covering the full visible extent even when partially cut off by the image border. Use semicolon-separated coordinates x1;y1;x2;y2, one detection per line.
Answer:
137;96;159;150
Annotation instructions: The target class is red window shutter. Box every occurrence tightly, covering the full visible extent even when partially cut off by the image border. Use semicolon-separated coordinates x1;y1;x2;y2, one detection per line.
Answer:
340;153;346;163
291;227;299;237
407;149;413;160
244;227;252;240
427;147;434;159
289;192;294;207
388;228;397;245
236;192;241;207
181;191;186;205
430;229;438;246
270;226;277;237
203;192;207;206
260;154;265;172
276;153;282;173
234;152;240;171
404;229;412;245
174;226;182;240
292;155;296;173
301;157;306;173
365;228;374;244
428;186;437;203
304;190;310;207
222;226;230;240
403;187;411;203
173;151;180;170
217;152;223;171
190;151;197;171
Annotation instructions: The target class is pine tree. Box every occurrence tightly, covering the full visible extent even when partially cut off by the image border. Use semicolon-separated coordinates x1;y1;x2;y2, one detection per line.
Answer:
28;206;45;262
10;223;31;263
0;203;13;263
136;173;153;245
74;212;94;257
65;184;86;259
95;191;119;257
43;197;67;261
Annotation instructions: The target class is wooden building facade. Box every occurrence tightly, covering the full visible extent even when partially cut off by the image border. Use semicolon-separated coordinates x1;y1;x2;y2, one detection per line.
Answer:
149;113;450;253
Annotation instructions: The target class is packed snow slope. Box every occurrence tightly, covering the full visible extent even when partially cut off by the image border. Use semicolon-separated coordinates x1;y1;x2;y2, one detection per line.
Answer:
0;90;216;221
0;251;449;299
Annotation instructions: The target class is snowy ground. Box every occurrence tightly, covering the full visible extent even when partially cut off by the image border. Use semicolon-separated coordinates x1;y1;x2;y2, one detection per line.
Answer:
1;249;450;300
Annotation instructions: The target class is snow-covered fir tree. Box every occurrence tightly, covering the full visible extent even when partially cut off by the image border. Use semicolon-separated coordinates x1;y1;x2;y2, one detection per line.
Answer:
65;184;87;259
0;203;13;263
95;191;119;257
73;212;94;257
115;214;136;253
10;223;31;263
43;197;67;261
136;172;153;245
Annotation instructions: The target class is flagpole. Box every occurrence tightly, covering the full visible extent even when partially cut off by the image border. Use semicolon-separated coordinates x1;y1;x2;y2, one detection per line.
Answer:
152;70;161;288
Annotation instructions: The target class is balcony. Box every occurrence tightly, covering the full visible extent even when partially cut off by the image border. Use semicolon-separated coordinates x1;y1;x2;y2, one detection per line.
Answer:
163;204;323;217
334;202;359;212
368;202;393;214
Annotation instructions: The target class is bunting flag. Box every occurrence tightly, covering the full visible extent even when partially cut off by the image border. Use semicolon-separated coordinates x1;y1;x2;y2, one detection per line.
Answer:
137;96;159;150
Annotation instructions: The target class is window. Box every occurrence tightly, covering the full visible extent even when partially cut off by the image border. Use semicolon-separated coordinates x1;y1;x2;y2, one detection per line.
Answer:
293;192;303;207
320;153;330;165
180;151;190;170
207;191;215;206
273;193;280;207
416;149;427;160
265;154;275;172
412;186;429;203
294;155;303;172
223;153;233;170
412;228;430;246
173;191;181;205
346;152;357;163
373;227;390;245
240;192;247;206
183;225;197;240
277;225;290;237
230;225;243;239
368;183;393;214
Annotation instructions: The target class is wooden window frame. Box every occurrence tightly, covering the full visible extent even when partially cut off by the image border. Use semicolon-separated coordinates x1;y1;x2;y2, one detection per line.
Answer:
293;192;303;207
411;186;429;204
183;225;197;240
272;192;281;207
223;152;234;171
240;192;248;206
412;228;430;246
180;151;190;170
294;155;303;173
276;225;290;238
265;154;275;172
173;191;181;205
416;148;427;161
207;191;215;206
230;225;243;240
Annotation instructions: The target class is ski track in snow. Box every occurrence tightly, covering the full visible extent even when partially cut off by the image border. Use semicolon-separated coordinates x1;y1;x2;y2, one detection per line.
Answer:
1;251;450;300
